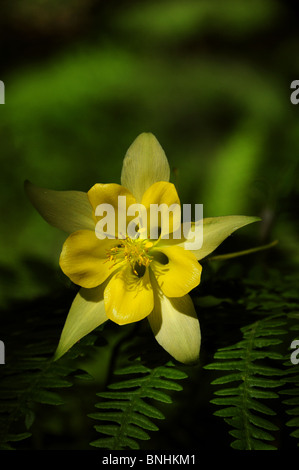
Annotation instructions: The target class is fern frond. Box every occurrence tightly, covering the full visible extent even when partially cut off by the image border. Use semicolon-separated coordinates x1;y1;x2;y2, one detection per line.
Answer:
205;315;286;450
280;318;299;447
89;360;187;450
0;301;101;450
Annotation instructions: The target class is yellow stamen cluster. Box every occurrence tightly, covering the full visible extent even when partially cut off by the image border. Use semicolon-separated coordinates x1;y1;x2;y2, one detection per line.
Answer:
106;237;154;276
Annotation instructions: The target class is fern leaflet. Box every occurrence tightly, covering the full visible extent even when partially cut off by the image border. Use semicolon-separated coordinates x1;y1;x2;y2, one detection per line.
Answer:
280;315;299;446
0;303;100;450
89;360;187;450
205;315;286;450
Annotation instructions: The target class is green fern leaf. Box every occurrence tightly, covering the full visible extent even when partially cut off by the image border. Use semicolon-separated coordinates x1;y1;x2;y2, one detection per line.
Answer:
280;337;299;446
205;314;286;450
89;359;187;450
0;305;102;450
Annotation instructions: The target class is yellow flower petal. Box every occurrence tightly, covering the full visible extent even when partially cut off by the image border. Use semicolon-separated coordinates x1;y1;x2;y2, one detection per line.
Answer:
148;281;201;365
54;285;108;360
59;230;121;288
88;183;136;238
104;266;154;325
25;180;94;233
150;245;201;297
141;181;181;239
121;133;170;202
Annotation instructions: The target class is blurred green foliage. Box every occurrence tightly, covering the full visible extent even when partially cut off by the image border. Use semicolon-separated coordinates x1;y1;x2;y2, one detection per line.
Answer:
1;0;299;306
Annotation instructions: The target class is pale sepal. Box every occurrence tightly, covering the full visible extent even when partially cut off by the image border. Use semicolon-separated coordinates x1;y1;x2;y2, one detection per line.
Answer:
54;284;108;360
148;277;201;365
121;133;170;202
25;180;95;233
182;215;261;260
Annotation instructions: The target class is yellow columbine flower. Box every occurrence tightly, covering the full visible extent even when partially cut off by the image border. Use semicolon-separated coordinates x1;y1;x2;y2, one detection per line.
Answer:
25;133;259;364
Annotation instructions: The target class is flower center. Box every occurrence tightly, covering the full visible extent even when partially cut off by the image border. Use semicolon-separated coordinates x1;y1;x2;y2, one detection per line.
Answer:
106;237;154;276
